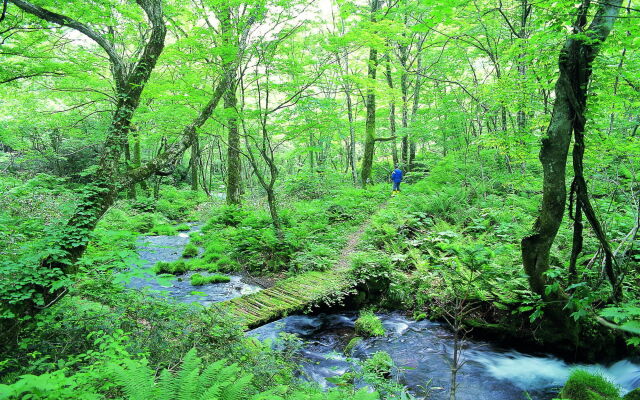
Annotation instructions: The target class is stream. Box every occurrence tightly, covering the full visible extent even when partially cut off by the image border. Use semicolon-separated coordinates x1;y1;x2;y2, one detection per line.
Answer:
127;226;640;400
121;224;261;305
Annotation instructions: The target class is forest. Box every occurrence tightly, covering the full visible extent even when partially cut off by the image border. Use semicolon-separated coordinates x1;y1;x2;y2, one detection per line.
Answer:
1;0;640;398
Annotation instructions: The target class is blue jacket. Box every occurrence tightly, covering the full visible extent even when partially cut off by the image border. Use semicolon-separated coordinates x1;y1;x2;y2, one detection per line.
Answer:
391;168;403;183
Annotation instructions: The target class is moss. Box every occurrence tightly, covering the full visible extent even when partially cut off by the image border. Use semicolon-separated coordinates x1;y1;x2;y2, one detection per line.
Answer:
149;223;177;236
413;312;427;321
182;243;199;258
190;273;231;286
344;337;363;355
175;223;191;232
354;310;385;337
153;260;187;275
624;388;640;400
559;370;621;400
190;232;204;245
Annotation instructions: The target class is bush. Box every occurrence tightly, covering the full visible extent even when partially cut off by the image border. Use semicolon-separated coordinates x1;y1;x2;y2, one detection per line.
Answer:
208;205;248;227
190;273;231;286
182;243;199;258
291;242;334;273
354;310;385;337
559;370;621;400
130;213;156;233
363;351;394;379
153;260;187;275
625;388;640;400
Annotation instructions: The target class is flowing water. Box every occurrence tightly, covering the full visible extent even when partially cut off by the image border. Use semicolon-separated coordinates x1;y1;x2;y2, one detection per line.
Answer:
122;224;261;305
249;313;640;399
129;227;640;399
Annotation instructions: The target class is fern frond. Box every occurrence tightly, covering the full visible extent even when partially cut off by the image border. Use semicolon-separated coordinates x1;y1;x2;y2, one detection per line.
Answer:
154;368;176;400
198;359;227;390
176;367;202;400
108;359;155;400
220;373;253;400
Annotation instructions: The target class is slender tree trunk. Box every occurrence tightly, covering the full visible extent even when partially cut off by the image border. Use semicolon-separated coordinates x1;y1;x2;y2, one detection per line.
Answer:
346;92;357;184
225;84;242;205
190;133;199;191
408;54;423;171
385;55;398;166
360;0;380;186
132;128;148;195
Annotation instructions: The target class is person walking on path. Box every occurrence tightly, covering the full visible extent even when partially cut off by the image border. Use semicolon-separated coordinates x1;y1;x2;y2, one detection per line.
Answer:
391;165;403;195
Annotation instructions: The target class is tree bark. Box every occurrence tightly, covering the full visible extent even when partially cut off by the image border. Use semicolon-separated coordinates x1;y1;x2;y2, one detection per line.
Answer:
225;83;242;205
521;0;624;304
190;133;199;191
360;0;380;186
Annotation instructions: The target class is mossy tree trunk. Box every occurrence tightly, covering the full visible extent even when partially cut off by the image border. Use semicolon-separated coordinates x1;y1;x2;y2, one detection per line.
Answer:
8;0;240;316
360;0;380;187
521;0;624;317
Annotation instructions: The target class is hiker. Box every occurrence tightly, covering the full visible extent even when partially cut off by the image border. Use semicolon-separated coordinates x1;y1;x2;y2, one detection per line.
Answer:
391;165;403;194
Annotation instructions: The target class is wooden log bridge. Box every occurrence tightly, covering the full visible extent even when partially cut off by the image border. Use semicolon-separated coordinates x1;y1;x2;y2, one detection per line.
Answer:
219;267;356;329
217;220;370;330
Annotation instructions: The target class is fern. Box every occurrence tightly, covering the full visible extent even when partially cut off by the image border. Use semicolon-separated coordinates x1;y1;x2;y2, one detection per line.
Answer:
221;373;253;400
107;359;155;400
106;348;269;400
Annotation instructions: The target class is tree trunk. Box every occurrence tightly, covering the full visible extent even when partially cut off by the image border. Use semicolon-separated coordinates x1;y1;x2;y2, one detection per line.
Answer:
346;92;357;184
190;133;199;191
385;55;398;166
521;0;623;306
360;0;380;186
225;83;242;205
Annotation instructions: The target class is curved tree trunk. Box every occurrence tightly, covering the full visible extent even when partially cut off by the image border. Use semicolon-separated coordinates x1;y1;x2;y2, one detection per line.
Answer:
521;0;624;312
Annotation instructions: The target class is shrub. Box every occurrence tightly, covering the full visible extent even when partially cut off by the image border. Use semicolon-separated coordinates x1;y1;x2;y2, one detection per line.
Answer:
208;205;248;227
354;310;385;337
190;273;231;286
182;243;199;258
291;242;334;273
153;260;187;275
131;197;156;213
363;351;394;379
625;388;640;400
559;370;621;400
131;213;156;233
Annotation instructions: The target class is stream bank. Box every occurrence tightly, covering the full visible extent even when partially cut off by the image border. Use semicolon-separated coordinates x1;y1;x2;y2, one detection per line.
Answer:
126;226;640;399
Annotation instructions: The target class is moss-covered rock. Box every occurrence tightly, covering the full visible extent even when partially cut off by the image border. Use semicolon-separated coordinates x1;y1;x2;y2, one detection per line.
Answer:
153;260;187;275
182;243;199;258
344;337;363;355
190;273;231;286
559;370;621;400
175;223;191;232
624;388;640;400
354;310;385;337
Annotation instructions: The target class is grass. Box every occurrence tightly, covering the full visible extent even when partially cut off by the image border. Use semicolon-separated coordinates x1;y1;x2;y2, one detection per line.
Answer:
190;273;231;286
